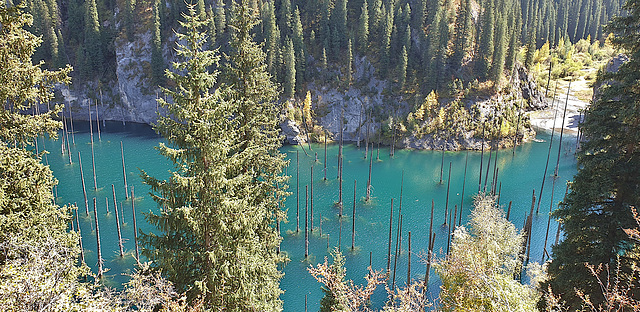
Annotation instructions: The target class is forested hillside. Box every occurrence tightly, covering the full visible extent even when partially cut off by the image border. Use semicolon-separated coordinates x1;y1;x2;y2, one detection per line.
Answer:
26;0;622;98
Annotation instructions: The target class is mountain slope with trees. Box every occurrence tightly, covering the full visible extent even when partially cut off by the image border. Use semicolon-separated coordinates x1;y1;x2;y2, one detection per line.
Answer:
19;0;625;150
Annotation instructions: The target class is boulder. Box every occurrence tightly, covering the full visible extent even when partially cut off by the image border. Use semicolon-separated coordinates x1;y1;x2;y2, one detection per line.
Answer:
280;119;304;145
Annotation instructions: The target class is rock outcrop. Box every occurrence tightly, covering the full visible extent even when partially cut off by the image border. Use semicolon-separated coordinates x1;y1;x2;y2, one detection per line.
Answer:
515;63;548;110
60;30;162;125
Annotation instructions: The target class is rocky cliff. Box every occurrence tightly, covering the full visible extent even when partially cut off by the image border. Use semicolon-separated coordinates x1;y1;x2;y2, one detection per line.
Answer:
60;30;163;125
60;30;546;151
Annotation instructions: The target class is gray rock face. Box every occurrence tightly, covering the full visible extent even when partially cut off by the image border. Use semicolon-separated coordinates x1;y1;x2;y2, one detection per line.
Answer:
61;30;162;124
516;63;548;110
114;31;159;124
280;119;303;144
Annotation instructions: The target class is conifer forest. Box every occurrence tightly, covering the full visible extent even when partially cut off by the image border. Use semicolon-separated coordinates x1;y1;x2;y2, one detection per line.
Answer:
1;0;639;310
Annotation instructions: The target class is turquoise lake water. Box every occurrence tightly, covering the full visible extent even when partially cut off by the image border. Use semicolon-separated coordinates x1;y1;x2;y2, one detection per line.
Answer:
44;121;578;311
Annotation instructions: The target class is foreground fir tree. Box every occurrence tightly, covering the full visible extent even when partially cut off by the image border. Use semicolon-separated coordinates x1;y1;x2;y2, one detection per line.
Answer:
549;0;640;307
0;4;85;310
0;4;71;144
141;2;287;310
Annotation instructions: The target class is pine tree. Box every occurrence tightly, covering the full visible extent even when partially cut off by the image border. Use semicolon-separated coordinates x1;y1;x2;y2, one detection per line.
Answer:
292;7;305;90
549;0;640;307
426;0;449;90
332;0;347;49
84;0;103;77
283;37;295;98
358;0;369;53
140;3;227;302
151;0;164;85
206;5;216;45
215;0;226;41
398;45;407;90
490;12;507;84
262;1;280;81
381;5;393;75
475;0;494;79
370;0;383;41
451;0;472;70
0;9;83;307
505;7;520;74
277;0;291;36
524;27;536;69
142;3;287;310
346;38;352;87
219;4;287;309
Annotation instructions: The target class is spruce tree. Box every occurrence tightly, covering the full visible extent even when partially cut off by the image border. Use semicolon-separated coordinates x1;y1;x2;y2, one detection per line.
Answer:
358;0;369;53
346;38;352;87
475;0;494;79
505;7;520;74
141;3;228;303
219;3;287;309
490;12;507;84
292;7;305;90
151;0;164;85
332;0;347;49
283;37;295;98
451;0;472;70
84;0;103;77
277;0;291;36
549;0;640;307
142;3;287;310
398;45;407;90
215;0;226;41
370;0;383;41
381;5;393;75
262;1;279;81
524;27;536;69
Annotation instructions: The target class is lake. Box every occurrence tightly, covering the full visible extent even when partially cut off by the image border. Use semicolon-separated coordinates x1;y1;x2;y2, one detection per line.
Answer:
44;121;578;311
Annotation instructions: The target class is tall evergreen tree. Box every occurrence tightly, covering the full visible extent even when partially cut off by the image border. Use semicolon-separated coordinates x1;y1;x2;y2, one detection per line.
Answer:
332;0;347;49
83;0;103;77
398;45;407;90
219;3;288;309
151;0;164;85
381;5;393;75
292;7;305;90
262;1;280;81
505;7;520;74
524;26;536;69
475;0;494;79
346;38;352;87
358;0;369;53
142;3;287;310
0;4;71;144
283;36;295;98
490;12;508;84
215;0;226;41
141;5;225;302
451;0;472;70
277;0;291;37
549;0;640;308
426;0;450;90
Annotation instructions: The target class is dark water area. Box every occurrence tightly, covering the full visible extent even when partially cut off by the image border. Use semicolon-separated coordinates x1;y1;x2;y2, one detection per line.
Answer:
44;121;578;311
